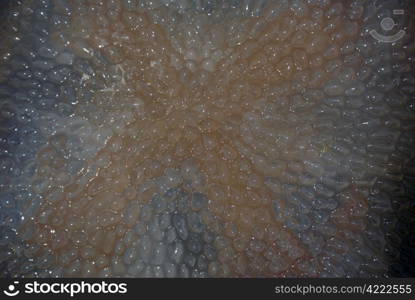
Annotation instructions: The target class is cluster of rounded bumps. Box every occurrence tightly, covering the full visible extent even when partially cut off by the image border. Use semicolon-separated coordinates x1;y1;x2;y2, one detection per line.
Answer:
0;0;414;277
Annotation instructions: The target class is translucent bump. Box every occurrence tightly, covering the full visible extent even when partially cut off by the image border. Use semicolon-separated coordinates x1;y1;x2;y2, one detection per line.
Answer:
169;241;184;264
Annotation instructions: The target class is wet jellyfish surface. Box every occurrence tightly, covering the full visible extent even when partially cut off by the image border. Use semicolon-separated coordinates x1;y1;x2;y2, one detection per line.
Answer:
0;0;414;278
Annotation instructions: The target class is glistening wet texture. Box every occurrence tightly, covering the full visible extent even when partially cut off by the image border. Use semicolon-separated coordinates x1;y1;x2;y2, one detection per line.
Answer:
0;0;414;277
